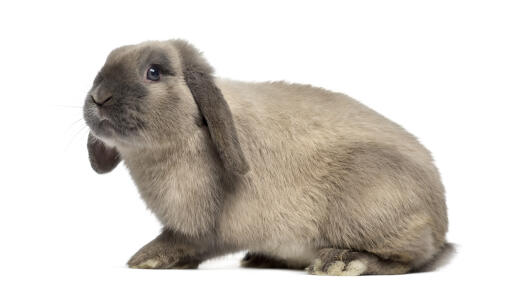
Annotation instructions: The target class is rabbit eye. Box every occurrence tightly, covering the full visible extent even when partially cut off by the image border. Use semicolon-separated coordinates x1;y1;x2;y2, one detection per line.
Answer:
146;66;160;81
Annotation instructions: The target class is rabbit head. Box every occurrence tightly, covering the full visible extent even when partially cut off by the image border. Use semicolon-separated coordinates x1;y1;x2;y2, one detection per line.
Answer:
83;40;249;175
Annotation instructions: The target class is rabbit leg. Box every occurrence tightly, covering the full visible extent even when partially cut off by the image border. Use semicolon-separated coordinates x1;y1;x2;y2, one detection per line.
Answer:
127;230;210;269
241;252;305;269
307;248;411;276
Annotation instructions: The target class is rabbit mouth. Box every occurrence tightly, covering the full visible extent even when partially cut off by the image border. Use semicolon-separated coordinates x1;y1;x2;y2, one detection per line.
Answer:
83;104;118;138
86;117;116;138
83;93;145;140
97;119;115;134
86;110;143;140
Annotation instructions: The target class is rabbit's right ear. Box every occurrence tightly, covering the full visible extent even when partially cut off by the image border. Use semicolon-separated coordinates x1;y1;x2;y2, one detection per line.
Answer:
87;132;121;174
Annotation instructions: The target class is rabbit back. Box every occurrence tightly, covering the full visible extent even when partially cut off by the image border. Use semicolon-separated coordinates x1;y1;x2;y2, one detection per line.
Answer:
215;79;447;268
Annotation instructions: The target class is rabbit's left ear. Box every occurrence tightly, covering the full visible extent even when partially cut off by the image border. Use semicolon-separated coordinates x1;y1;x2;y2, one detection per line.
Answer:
87;132;121;174
174;40;249;175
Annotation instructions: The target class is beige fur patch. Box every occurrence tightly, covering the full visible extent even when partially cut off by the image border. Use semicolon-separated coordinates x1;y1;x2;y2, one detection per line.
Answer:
308;259;367;276
338;260;367;276
130;258;161;269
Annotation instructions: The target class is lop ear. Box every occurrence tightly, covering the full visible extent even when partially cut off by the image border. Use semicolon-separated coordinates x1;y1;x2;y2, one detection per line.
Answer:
174;40;249;175
87;132;121;174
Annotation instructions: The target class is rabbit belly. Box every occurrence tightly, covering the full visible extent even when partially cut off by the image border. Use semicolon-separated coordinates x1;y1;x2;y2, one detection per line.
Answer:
250;242;318;268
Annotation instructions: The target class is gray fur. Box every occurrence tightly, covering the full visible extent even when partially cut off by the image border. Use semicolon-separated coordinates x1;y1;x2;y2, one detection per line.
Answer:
174;40;249;175
87;132;120;174
242;252;304;269
83;39;450;275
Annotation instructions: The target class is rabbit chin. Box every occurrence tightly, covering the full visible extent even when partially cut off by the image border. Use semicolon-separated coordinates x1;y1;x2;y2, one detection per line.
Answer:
88;127;117;148
87;118;128;146
89;119;149;149
88;118;115;137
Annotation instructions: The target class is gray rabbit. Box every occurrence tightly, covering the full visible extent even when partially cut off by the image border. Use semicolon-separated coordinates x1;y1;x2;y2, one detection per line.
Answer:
83;40;449;275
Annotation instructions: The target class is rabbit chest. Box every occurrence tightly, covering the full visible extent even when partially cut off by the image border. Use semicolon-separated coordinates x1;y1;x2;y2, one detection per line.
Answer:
121;141;225;237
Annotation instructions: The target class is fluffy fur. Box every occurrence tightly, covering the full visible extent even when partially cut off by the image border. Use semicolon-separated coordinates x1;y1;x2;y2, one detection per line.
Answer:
83;39;449;275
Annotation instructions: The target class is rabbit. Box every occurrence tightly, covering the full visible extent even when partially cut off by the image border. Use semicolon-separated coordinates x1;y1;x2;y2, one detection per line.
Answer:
83;39;450;275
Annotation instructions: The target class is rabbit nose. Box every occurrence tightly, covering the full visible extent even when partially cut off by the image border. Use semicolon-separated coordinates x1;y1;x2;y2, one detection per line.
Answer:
90;94;113;106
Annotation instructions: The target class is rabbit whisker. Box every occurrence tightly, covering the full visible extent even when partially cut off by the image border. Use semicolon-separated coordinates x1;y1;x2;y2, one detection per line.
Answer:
65;124;88;151
53;104;83;109
64;117;86;134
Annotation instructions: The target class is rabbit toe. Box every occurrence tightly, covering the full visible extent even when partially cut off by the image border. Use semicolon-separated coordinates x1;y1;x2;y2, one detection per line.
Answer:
307;248;370;276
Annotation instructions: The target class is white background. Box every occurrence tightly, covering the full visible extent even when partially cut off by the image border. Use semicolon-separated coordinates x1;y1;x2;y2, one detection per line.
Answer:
0;0;509;289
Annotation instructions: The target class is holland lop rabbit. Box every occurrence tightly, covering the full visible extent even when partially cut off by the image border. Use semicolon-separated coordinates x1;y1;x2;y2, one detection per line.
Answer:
83;40;450;275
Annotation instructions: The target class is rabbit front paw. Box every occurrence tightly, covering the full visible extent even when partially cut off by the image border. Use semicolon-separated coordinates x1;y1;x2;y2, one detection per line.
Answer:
127;241;201;269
